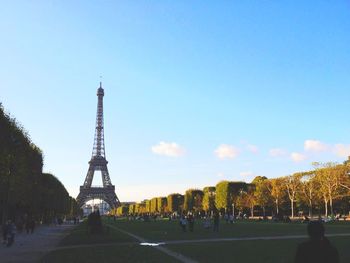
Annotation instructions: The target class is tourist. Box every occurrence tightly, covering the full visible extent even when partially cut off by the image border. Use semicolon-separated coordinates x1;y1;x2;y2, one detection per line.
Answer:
6;220;16;247
224;213;229;223
29;219;35;234
25;218;31;234
229;214;234;224
294;221;339;263
213;211;219;232
203;216;211;229
2;221;9;245
188;213;194;232
179;215;187;232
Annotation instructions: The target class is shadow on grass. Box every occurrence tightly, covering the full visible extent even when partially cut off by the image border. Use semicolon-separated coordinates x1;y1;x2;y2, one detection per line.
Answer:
59;220;134;246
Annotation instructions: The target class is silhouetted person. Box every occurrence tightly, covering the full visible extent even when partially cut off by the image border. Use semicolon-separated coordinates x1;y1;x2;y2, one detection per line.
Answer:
29;219;35;234
295;221;339;263
2;221;9;244
213;211;220;232
25;218;31;234
6;220;16;247
229;214;234;224
179;215;187;232
224;213;229;223
188;214;194;232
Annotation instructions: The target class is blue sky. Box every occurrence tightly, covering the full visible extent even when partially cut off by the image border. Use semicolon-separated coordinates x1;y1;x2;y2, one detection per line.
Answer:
1;1;350;201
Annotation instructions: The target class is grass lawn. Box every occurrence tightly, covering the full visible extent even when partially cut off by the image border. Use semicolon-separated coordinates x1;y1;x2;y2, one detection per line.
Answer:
41;220;179;263
167;236;350;263
107;217;350;242
42;218;350;263
59;221;134;246
42;244;179;263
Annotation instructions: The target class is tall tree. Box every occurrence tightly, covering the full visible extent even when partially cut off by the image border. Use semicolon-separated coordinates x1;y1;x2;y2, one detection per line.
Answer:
202;186;216;213
298;171;318;217
215;181;247;215
236;185;256;217
314;162;344;216
252;176;271;216
267;177;286;215
156;197;167;213
184;189;203;212
167;193;184;213
284;173;301;218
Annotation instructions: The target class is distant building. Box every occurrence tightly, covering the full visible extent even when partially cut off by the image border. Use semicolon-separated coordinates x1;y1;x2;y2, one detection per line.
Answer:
83;200;111;216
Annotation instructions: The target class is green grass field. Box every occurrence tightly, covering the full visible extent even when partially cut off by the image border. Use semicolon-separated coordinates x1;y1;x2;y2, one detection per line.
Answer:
42;218;350;263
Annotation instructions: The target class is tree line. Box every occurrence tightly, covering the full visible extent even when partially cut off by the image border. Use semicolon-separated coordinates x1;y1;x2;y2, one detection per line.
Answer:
0;104;79;224
112;161;350;218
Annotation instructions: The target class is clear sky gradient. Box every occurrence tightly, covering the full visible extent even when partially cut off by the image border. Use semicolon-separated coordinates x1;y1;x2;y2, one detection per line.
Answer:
1;1;350;201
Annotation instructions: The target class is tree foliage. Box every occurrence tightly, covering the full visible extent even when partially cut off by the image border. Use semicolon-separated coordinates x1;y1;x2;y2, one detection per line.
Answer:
167;193;183;213
184;189;204;212
215;181;247;212
202;186;216;212
0;105;76;223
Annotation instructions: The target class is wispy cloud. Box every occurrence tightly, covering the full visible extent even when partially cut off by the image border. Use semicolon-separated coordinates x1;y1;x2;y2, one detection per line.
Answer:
304;140;328;152
269;148;287;157
246;144;259;154
240;171;253;177
214;144;240;159
334;144;350;158
217;172;224;178
290;152;307;162
151;141;185;157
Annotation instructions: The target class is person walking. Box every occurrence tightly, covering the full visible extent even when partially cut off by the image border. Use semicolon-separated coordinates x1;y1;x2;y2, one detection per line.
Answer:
213;211;220;232
229;214;234;224
2;221;9;245
188;213;194;232
29;219;35;234
6;220;16;247
295;221;339;263
25;218;31;234
179;215;187;232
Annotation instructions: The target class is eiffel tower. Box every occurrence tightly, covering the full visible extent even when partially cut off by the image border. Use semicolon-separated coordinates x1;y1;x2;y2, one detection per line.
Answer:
77;82;120;209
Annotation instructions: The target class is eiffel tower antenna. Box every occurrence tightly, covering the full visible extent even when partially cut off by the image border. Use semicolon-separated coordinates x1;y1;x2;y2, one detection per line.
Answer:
77;82;120;209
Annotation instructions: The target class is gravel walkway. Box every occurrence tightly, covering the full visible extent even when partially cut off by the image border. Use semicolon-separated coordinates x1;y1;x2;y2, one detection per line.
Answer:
0;224;75;263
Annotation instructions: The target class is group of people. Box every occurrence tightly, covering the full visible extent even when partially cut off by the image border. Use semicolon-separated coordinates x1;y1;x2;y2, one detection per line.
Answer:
179;213;195;232
1;217;36;247
179;211;220;232
1;220;16;247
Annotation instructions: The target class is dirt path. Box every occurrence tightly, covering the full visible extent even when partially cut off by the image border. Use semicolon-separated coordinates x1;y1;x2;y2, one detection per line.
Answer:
0;224;75;263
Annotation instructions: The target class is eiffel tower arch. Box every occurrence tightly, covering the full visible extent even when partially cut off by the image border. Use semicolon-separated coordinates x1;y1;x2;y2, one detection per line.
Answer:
76;82;120;209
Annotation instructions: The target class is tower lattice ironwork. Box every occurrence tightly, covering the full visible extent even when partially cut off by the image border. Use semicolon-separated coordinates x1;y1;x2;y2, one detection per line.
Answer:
76;82;120;209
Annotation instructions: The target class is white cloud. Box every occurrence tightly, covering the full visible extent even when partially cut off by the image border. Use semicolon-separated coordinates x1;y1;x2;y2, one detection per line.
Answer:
334;144;350;158
151;141;185;157
247;144;259;153
214;144;240;159
240;171;253;177
269;148;287;157
217;172;224;178
290;152;307;162
304;140;328;152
